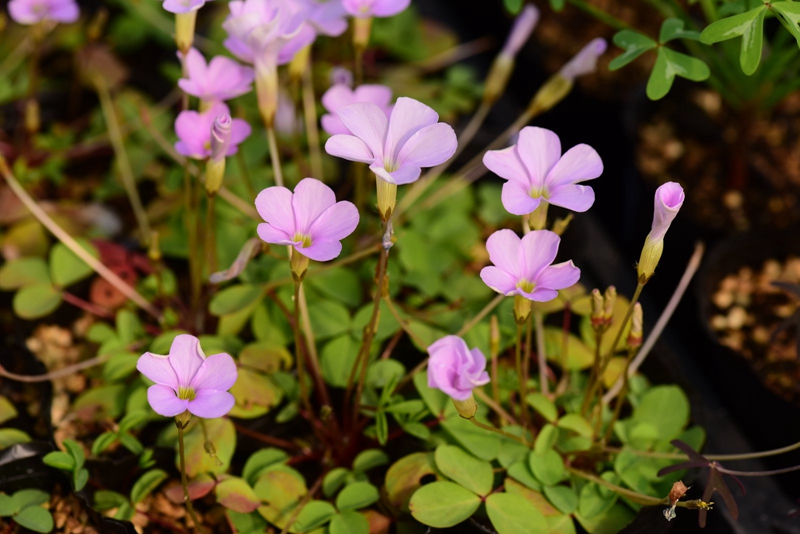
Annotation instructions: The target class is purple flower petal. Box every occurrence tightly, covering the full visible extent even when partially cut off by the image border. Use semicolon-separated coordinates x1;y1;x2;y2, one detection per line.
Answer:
501;5;539;58
163;0;205;14
370;164;421;185
322;84;356;113
384;97;438;164
547;183;596;213
147;385;189;417
257;223;296;246
255;186;295;235
336;102;388;159
292;178;337;235
544;143;603;190
483;146;530;185
190;353;238;392
309;201;359;242
137;352;179;389
325;135;374;163
479;266;517;296
396;123;457;168
298;240;343;262
187;390;236;418
517;127;561;189
354;84;393;108
226;119;252;155
427;336;488;401
321;114;349;136
518;287;559;302
520;230;561;281
536;261;581;291
501;180;541;216
371;0;410;17
485;229;521;279
168;334;206;389
649;182;685;241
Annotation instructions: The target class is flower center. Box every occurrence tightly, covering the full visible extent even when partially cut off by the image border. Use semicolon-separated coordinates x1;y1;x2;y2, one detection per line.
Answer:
178;387;197;401
292;233;312;248
528;187;549;199
516;279;535;293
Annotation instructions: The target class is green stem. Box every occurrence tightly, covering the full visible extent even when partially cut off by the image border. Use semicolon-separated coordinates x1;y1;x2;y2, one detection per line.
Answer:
581;330;604;417
302;63;324;181
184;168;201;314
293;280;312;414
515;322;529;423
298;283;336;418
267;126;285;188
236;150;256;199
206;195;217;274
534;312;548;396
468;417;528;445
605;438;800;462
564;0;631;31
603;346;639;443
177;422;205;533
456;294;505;337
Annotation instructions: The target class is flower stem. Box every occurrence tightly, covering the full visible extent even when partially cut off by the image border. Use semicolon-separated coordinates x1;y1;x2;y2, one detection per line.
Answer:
468;417;528;445
515;322;529;423
0;156;161;320
62;291;113;318
605;438;800;462
94;78;152;246
206;195;218;274
456;294;505;337
302;63;324;181
267;126;285;188
293;281;312;415
603;346;639;443
534;312;549;396
581;331;604;417
184;168;202;315
474;388;518;427
177;421;205;533
298;283;338;430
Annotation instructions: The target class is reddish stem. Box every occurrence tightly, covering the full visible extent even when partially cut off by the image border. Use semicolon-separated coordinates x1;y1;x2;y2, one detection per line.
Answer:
61;291;113;318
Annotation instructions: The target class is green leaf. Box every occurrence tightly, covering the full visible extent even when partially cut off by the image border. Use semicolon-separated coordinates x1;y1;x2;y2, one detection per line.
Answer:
352;449;388;473
63;440;85;470
0;494;16;516
13;283;62;319
534;424;558;456
384;452;441;512
209;284;264;316
577;475;618;519
659;18;700;43
13;505;54;533
507;461;542;491
74;468;89;491
93;490;129;512
526;393;557;422
0;397;17;426
321;335;359;389
631;385;689;441
323;468;351;499
441;414;501;461
306;268;362;308
0;258;50;290
116;309;144;345
102;352;140;382
292;500;336;532
216;477;260;513
646;47;710;100
557;414;593;437
528;449;565;486
549;0;565;12
575;503;635;534
609;30;657;71
414;371;448;416
73;384;126;419
772;2;800;46
92;432;118;456
434;444;493;497
11;489;49;510
119;433;144;455
114;501;135;521
544;485;578;515
253;465;307;529
329;510;369;534
49;239;98;288
485;492;548;534
181;418;236;477
409;481;481;528
0;428;31;449
366;359;405;390
130;469;168;503
43;451;75;471
307;300;352;340
336;481;379;512
243;448;289;486
704;6;766;74
504;0;523;14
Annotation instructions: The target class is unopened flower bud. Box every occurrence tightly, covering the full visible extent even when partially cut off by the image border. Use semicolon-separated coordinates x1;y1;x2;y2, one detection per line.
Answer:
353;16;372;51
637;182;685;283
452;394;478;419
174;11;197;54
501;5;539;59
514;294;532;324
627;302;643;348
484;5;539;105
205;114;231;195
290;250;310;282
331;67;353;87
148;231;162;262
590;289;604;328
602;286;616;322
552;214;573;236
175;410;191;428
559;38;607;81
529;74;572;115
25;98;40;134
376;178;396;222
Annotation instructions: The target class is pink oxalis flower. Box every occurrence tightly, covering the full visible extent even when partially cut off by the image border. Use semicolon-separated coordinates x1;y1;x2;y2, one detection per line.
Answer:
223;0;312;66
299;0;349;38
428;336;490;401
321;83;393;136
8;0;79;24
648;181;685;242
480;229;580;302
178;48;255;102
255;178;359;262
174;102;251;159
484;126;603;216
137;334;237;418
343;0;410;18
560;37;607;81
162;0;208;14
325;97;457;185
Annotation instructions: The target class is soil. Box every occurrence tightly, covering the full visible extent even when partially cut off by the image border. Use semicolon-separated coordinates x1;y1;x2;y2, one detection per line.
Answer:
710;256;800;404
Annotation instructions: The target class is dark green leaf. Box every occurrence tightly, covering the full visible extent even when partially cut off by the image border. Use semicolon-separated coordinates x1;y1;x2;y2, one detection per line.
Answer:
549;0;565;12
323;468;351;499
352;450;389;473
11;489;49;510
42;451;75;471
699;6;766;74
504;0;523;14
646;47;710;100
434;444;494;496
119;433;144;455
209;284;264;316
609;30;657;71
13;505;54;533
0;258;50;290
93;490;129;512
74;469;89;491
130;469;168;504
49;240;98;288
485;492;548;534
292;500;336;532
659;18;700;43
243;448;289;486
329;510;370;534
13;283;61;319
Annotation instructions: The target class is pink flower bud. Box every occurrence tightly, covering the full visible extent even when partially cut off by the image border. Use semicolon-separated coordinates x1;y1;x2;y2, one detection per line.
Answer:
559;37;607;81
649;181;685;242
210;114;233;163
501;5;539;58
331;67;353;87
427;336;490;401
